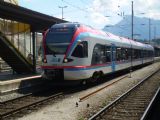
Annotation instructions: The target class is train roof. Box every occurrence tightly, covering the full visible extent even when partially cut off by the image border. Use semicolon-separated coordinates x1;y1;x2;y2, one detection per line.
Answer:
51;22;81;29
106;32;153;50
51;22;154;51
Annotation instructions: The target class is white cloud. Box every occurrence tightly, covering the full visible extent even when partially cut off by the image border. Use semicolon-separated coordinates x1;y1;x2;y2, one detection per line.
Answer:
88;0;160;28
88;0;128;28
134;0;160;17
90;12;110;24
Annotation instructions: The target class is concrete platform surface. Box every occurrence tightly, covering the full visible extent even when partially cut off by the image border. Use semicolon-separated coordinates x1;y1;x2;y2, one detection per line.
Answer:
0;74;42;95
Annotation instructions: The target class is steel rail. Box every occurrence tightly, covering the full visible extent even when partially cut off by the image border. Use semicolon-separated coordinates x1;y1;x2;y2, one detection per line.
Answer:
0;84;53;104
0;93;33;104
88;68;160;120
140;87;160;120
0;92;63;119
79;75;128;102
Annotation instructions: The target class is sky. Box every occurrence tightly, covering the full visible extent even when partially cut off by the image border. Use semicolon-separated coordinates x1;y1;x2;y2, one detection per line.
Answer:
19;0;160;29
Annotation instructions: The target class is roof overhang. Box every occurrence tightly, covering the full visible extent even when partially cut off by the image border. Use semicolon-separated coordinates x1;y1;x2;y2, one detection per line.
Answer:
0;1;68;32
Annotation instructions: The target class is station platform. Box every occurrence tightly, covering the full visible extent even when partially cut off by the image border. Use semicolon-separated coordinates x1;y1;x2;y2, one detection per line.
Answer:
0;72;42;95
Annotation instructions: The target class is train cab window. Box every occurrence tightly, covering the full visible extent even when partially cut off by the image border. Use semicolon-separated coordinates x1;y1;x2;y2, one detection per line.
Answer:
71;41;88;58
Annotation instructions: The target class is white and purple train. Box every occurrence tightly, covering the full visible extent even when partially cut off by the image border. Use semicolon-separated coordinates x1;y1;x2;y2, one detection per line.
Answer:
41;22;154;84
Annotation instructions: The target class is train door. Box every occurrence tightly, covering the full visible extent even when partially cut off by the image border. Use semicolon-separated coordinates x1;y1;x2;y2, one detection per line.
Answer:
111;44;116;72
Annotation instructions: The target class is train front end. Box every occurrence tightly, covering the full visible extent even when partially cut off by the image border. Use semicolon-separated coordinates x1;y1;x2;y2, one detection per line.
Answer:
41;23;76;80
41;23;89;81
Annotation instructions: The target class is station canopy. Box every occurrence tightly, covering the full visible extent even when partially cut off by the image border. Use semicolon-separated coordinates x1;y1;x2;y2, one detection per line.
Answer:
0;1;67;32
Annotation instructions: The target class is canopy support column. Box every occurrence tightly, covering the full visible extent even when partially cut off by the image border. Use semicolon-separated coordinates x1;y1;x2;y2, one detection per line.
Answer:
32;31;36;73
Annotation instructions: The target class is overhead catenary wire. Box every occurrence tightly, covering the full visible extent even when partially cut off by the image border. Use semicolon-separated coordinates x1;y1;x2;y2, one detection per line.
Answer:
62;0;89;13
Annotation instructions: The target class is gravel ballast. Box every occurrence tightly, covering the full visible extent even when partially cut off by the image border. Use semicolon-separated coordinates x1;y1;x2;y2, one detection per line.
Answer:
10;62;160;120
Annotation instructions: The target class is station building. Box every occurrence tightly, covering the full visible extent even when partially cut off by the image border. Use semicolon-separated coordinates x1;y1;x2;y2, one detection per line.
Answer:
0;0;66;73
0;0;36;62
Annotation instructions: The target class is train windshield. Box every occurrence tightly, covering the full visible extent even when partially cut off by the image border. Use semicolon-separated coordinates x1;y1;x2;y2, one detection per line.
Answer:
45;27;75;54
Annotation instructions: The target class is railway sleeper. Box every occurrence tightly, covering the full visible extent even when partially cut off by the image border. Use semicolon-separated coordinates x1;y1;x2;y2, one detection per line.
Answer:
121;100;150;104
116;106;145;110
106;111;144;117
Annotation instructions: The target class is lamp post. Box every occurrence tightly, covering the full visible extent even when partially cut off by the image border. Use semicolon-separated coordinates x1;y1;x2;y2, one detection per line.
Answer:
58;6;67;20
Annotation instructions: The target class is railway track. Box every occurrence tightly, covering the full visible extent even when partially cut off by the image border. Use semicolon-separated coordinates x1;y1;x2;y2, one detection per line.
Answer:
88;68;160;120
0;89;64;120
141;87;160;120
0;64;159;120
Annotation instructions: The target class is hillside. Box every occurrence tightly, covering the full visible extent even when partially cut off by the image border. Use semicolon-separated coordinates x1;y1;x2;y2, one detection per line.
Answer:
103;15;160;41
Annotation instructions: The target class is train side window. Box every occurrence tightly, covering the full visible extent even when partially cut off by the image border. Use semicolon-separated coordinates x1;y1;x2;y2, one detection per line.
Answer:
146;50;148;58
151;51;154;57
136;49;140;59
148;51;151;57
141;50;143;58
142;50;146;58
144;50;147;58
92;44;106;65
133;49;139;59
105;46;111;62
147;50;149;57
134;49;138;59
92;44;111;65
116;47;121;61
132;49;135;59
92;44;101;65
125;48;129;60
127;48;132;60
139;50;142;58
121;48;128;60
71;41;88;58
148;50;152;57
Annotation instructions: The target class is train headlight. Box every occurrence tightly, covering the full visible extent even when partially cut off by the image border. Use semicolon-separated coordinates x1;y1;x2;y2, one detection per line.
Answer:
43;59;47;63
63;58;73;63
64;58;68;63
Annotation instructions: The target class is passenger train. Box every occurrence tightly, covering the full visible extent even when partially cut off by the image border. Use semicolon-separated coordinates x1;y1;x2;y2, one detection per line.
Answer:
41;22;154;84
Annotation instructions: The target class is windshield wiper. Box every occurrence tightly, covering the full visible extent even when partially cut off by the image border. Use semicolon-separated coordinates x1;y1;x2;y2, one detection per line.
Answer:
52;51;56;57
47;46;57;57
